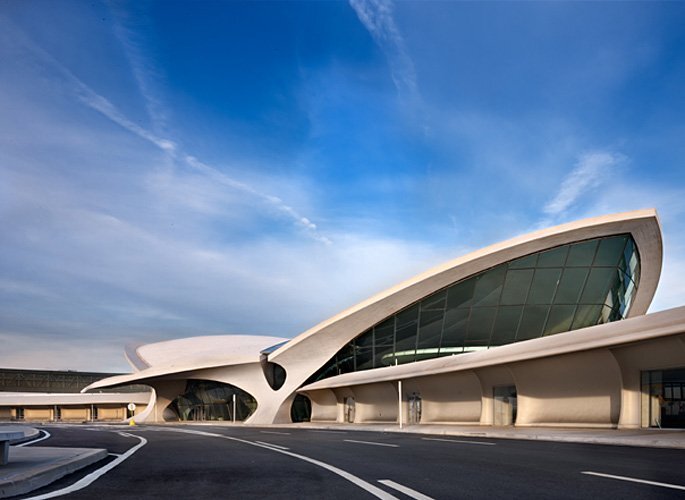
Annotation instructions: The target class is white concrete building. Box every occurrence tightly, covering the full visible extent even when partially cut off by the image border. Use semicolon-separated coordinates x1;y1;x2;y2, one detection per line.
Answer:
86;209;685;429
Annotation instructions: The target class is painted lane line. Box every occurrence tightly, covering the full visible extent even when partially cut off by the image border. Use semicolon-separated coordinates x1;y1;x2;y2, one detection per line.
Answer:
16;429;51;447
581;471;685;491
378;480;435;500
107;452;122;457
255;441;290;450
25;431;147;500
260;430;291;435
157;427;399;500
422;437;495;446
344;439;399;448
309;430;347;434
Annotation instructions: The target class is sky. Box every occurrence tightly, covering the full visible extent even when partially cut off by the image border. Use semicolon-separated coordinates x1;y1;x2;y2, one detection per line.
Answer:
1;1;684;372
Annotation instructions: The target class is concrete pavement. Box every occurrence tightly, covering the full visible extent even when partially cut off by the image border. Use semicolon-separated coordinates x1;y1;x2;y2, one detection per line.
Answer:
2;421;684;498
249;422;685;450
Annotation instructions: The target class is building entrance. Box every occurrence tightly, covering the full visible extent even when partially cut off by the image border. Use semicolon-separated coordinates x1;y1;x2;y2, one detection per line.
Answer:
493;385;517;426
642;368;685;428
408;392;422;424
344;397;355;423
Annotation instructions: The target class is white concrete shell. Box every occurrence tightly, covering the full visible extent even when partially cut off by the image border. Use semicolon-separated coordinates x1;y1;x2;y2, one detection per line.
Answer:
86;209;669;426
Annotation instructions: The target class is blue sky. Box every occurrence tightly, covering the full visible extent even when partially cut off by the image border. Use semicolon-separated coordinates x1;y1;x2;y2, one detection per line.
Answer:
1;1;684;371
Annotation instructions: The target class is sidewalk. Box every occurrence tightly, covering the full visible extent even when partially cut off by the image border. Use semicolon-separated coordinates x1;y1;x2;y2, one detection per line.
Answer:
259;422;685;450
0;425;106;499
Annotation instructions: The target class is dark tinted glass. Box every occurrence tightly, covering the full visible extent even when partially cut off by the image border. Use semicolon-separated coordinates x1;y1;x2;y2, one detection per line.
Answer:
537;246;568;267
517;305;549;340
566;240;598;267
554;268;589;304
308;234;640;383
500;269;534;305
528;268;561;304
544;305;576;335
472;265;506;306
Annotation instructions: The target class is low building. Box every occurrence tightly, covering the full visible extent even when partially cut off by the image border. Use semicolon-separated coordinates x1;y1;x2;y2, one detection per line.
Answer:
86;209;685;429
0;369;151;422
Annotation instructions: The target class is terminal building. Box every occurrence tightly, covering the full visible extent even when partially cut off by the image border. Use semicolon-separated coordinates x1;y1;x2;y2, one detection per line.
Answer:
85;209;685;429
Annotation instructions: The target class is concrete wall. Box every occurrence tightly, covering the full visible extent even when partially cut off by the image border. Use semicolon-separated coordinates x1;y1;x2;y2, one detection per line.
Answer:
305;389;337;422
404;372;482;424
512;350;622;427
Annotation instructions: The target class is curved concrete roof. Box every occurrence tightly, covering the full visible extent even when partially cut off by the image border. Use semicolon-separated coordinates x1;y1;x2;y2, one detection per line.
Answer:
88;210;662;406
84;334;287;391
270;209;662;369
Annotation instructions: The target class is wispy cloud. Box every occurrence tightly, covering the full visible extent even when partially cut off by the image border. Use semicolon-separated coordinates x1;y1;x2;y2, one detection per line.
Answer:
349;0;419;102
15;26;332;245
109;5;170;134
543;151;624;219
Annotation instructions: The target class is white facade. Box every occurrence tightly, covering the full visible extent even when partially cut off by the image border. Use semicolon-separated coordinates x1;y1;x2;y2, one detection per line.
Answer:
85;209;685;429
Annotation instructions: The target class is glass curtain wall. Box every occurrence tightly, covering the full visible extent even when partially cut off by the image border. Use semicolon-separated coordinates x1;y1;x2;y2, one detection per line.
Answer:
642;369;685;429
166;380;257;422
308;234;640;383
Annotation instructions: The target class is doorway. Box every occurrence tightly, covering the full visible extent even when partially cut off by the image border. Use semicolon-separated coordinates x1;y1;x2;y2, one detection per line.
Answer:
344;396;355;423
642;368;685;428
493;385;517;426
408;392;422;424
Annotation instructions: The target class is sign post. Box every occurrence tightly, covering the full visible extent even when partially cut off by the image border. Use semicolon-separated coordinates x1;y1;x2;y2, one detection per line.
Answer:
232;394;236;423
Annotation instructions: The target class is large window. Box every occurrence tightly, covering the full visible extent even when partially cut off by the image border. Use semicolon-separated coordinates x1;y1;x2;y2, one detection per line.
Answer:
308;234;640;383
165;380;257;422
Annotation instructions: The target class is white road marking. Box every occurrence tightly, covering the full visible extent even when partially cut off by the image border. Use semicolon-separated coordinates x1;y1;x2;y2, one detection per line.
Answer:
107;452;122;457
16;429;51;447
24;432;147;500
255;440;289;450
582;471;685;491
344;439;399;448
260;430;291;435
157;427;399;500
309;430;347;434
422;437;495;446
378;479;435;500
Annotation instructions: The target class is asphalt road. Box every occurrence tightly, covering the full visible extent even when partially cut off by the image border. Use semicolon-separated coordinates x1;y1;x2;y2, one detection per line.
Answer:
13;425;685;499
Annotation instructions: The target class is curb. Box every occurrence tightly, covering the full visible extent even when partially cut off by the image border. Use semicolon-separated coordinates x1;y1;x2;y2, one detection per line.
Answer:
0;447;107;499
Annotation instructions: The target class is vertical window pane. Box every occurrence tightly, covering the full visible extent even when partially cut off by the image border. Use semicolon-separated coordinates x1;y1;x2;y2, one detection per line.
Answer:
374;344;396;368
554;268;589;304
571;304;602;329
440;307;469;351
594;235;627;266
417;309;444;349
580;267;614;304
472;265;507;306
544;305;576;335
465;307;497;347
500;269;534;305
446;279;475;309
374;319;394;346
527;268;561;304
355;347;374;371
566;240;598;267
490;306;523;346
517;305;549;340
